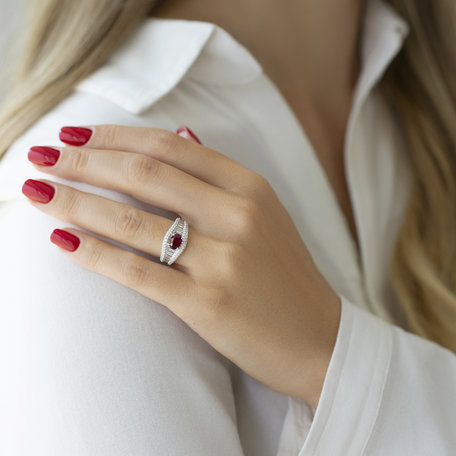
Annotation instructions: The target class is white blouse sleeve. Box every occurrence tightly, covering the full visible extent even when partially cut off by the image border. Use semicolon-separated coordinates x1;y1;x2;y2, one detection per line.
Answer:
276;293;456;455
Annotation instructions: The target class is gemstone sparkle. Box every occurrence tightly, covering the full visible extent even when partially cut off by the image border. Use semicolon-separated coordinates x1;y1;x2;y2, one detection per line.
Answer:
169;233;182;250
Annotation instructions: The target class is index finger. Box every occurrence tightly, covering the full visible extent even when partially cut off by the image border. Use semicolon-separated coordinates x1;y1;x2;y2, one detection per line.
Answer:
59;124;254;194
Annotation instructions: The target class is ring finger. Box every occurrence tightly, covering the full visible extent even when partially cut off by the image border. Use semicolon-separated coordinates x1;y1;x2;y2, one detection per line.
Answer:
21;178;216;272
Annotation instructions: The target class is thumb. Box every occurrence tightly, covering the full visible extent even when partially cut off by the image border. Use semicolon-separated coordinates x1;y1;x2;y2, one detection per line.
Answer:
176;126;202;144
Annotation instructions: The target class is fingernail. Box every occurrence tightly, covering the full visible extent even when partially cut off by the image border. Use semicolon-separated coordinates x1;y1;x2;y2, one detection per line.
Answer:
50;229;80;252
28;146;60;166
176;126;201;144
22;179;55;203
59;126;92;146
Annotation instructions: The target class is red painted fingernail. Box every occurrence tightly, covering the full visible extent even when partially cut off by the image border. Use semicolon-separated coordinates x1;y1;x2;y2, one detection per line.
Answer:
176;126;201;144
59;126;92;146
50;229;80;252
28;146;60;166
22;179;55;203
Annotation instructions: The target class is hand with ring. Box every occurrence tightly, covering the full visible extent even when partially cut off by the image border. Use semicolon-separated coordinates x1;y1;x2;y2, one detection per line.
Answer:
22;124;342;410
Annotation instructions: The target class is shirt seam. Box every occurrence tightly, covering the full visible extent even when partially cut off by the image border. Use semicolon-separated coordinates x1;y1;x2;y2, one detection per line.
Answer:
305;302;392;455
302;298;355;454
360;324;394;454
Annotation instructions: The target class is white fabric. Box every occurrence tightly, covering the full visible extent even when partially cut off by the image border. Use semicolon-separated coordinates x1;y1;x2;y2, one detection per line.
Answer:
1;0;455;454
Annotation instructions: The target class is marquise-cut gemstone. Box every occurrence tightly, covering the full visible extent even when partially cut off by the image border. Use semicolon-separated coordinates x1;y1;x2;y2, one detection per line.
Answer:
169;233;182;249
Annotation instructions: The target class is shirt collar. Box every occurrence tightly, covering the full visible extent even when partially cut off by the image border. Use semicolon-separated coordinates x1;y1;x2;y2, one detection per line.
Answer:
75;0;409;115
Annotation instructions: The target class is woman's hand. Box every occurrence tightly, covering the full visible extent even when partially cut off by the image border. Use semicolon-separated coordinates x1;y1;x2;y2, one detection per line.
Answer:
22;124;341;410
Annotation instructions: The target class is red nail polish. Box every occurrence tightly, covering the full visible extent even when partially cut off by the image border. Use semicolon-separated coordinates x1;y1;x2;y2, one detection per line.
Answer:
22;179;55;203
50;229;80;252
176;126;201;144
28;146;60;166
59;126;92;146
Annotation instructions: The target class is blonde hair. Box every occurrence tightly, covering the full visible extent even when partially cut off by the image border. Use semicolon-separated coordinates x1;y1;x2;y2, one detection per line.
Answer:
0;0;455;352
381;0;456;351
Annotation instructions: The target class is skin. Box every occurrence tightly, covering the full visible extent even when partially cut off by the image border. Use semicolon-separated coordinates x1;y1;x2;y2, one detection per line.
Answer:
151;0;366;253
24;125;341;410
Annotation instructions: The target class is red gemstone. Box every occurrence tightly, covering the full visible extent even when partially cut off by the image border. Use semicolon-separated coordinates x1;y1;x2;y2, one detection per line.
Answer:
169;233;182;249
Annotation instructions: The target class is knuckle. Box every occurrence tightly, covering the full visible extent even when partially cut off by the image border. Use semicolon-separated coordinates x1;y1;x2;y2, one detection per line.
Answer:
200;285;231;319
85;243;104;270
123;155;160;185
114;208;146;238
232;196;264;237
122;259;149;287
217;241;243;281
244;172;272;200
60;190;82;220
100;124;120;145
252;172;271;193
156;129;180;152
70;148;90;173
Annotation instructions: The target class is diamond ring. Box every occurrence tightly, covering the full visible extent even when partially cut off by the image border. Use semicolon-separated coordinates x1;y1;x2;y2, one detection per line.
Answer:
160;216;188;266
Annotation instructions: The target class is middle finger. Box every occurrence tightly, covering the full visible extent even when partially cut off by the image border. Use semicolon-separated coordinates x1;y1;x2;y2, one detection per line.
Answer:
28;145;236;233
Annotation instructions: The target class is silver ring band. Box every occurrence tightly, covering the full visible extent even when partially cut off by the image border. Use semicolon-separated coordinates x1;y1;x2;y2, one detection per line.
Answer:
160;216;188;266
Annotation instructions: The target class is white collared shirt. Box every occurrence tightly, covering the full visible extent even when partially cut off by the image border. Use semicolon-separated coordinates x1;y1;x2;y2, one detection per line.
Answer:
1;0;456;454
